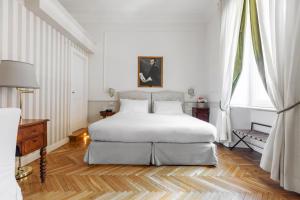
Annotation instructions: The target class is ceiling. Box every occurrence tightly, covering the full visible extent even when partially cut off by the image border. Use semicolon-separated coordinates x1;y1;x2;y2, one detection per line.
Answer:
58;0;220;24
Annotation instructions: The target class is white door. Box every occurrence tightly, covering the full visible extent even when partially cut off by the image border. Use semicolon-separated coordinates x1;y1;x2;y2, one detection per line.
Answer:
70;49;87;133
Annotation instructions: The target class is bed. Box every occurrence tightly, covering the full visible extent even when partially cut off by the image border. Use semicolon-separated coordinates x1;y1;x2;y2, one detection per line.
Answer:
84;91;217;166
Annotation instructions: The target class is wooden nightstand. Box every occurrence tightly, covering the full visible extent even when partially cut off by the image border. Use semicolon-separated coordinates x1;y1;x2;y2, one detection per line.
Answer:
100;111;116;119
17;119;48;183
192;107;209;122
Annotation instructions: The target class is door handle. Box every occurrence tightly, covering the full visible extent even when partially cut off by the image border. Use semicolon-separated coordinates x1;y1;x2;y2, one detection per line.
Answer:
72;90;76;94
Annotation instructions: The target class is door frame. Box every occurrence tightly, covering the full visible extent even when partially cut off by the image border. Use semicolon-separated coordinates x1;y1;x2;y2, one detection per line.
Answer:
69;46;88;134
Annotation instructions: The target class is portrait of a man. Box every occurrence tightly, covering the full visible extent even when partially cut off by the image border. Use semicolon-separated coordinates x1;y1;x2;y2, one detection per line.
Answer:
138;56;163;87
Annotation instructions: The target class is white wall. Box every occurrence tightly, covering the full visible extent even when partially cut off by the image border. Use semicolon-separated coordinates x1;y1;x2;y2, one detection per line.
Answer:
71;3;224;124
206;15;222;102
108;31;206;95
83;21;223;122
87;23;211;101
205;14;221;125
250;109;276;127
230;107;276;130
0;0;88;146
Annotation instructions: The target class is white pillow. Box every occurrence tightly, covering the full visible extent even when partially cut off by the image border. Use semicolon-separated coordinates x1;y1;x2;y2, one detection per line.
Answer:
119;99;149;113
153;101;183;114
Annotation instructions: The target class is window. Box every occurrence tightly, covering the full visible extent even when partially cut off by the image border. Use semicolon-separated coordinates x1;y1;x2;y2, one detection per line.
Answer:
230;5;274;109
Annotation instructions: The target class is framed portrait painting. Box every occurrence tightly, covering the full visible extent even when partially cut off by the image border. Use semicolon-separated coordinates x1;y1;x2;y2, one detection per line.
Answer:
138;56;163;87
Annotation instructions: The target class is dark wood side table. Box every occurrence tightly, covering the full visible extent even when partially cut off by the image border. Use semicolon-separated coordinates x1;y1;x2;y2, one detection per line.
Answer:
192;107;210;122
17;119;49;183
100;111;116;118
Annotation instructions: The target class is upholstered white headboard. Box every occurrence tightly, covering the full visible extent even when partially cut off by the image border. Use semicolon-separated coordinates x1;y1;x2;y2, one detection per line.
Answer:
151;91;184;112
116;90;184;113
116;91;152;112
151;91;184;103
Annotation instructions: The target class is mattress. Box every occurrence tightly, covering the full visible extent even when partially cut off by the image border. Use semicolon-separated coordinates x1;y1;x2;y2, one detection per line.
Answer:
89;113;217;143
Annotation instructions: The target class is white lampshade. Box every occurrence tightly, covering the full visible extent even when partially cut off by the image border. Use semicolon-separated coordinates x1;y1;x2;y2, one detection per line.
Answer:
0;60;39;89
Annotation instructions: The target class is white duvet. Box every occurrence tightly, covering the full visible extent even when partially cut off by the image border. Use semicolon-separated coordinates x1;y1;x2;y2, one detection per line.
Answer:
89;113;217;143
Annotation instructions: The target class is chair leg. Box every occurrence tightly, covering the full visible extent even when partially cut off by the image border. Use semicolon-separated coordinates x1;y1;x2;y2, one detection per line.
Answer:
240;139;254;151
230;135;247;150
230;132;254;151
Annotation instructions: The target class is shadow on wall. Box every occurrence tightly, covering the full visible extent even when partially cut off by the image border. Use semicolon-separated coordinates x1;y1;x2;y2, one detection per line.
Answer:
88;101;117;123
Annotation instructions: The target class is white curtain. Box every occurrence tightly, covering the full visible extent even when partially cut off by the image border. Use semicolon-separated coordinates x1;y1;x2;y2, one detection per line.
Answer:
216;0;244;142
257;0;300;193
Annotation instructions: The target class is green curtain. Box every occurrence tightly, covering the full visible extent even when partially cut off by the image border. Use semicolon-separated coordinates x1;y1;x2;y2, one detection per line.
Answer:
232;0;247;95
249;0;267;89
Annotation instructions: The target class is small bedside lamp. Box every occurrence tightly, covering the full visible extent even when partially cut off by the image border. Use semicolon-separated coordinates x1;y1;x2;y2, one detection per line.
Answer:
0;60;39;180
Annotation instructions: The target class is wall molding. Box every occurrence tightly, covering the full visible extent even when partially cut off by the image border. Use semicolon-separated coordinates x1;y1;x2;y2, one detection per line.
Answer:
89;100;117;103
23;0;96;53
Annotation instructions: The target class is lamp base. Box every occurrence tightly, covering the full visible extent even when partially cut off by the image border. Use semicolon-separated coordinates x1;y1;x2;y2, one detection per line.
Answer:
15;166;33;180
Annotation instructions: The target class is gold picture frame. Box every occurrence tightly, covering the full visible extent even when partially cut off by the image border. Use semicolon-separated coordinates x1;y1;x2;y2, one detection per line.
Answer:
138;56;163;87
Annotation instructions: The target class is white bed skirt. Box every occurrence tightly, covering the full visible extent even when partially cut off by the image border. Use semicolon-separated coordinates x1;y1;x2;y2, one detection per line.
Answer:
84;141;217;166
84;142;152;165
152;143;217;166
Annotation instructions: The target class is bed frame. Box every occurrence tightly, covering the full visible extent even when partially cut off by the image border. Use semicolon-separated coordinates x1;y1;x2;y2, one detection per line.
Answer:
84;91;217;166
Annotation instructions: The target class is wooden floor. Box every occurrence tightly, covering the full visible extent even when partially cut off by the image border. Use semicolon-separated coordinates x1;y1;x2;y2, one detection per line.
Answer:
19;140;300;200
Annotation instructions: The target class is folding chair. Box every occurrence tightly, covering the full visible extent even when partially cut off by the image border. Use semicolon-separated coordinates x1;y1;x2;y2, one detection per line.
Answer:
230;122;271;151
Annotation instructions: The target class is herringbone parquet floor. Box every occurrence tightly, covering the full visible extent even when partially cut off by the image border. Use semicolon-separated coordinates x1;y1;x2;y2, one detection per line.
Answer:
19;141;300;200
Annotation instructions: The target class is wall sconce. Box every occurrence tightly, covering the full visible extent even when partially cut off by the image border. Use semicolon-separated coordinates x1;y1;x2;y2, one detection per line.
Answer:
108;88;115;97
188;88;195;98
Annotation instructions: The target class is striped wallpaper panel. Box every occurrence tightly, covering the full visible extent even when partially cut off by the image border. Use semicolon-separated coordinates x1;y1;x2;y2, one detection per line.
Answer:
0;0;88;145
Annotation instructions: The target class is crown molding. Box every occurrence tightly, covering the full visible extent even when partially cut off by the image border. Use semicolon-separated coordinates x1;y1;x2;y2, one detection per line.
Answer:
23;0;96;53
72;15;211;25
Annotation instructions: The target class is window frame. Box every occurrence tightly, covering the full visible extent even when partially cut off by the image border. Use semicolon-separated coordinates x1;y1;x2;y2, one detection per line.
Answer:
230;3;274;110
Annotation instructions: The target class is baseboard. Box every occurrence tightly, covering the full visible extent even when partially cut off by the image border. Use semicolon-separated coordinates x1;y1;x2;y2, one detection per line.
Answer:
19;137;70;166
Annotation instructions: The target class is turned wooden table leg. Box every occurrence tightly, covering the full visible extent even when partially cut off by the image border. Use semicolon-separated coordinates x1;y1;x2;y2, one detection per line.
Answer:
40;147;47;183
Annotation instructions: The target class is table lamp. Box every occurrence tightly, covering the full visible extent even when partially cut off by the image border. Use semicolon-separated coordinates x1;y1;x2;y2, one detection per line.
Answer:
0;60;39;115
0;60;39;180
